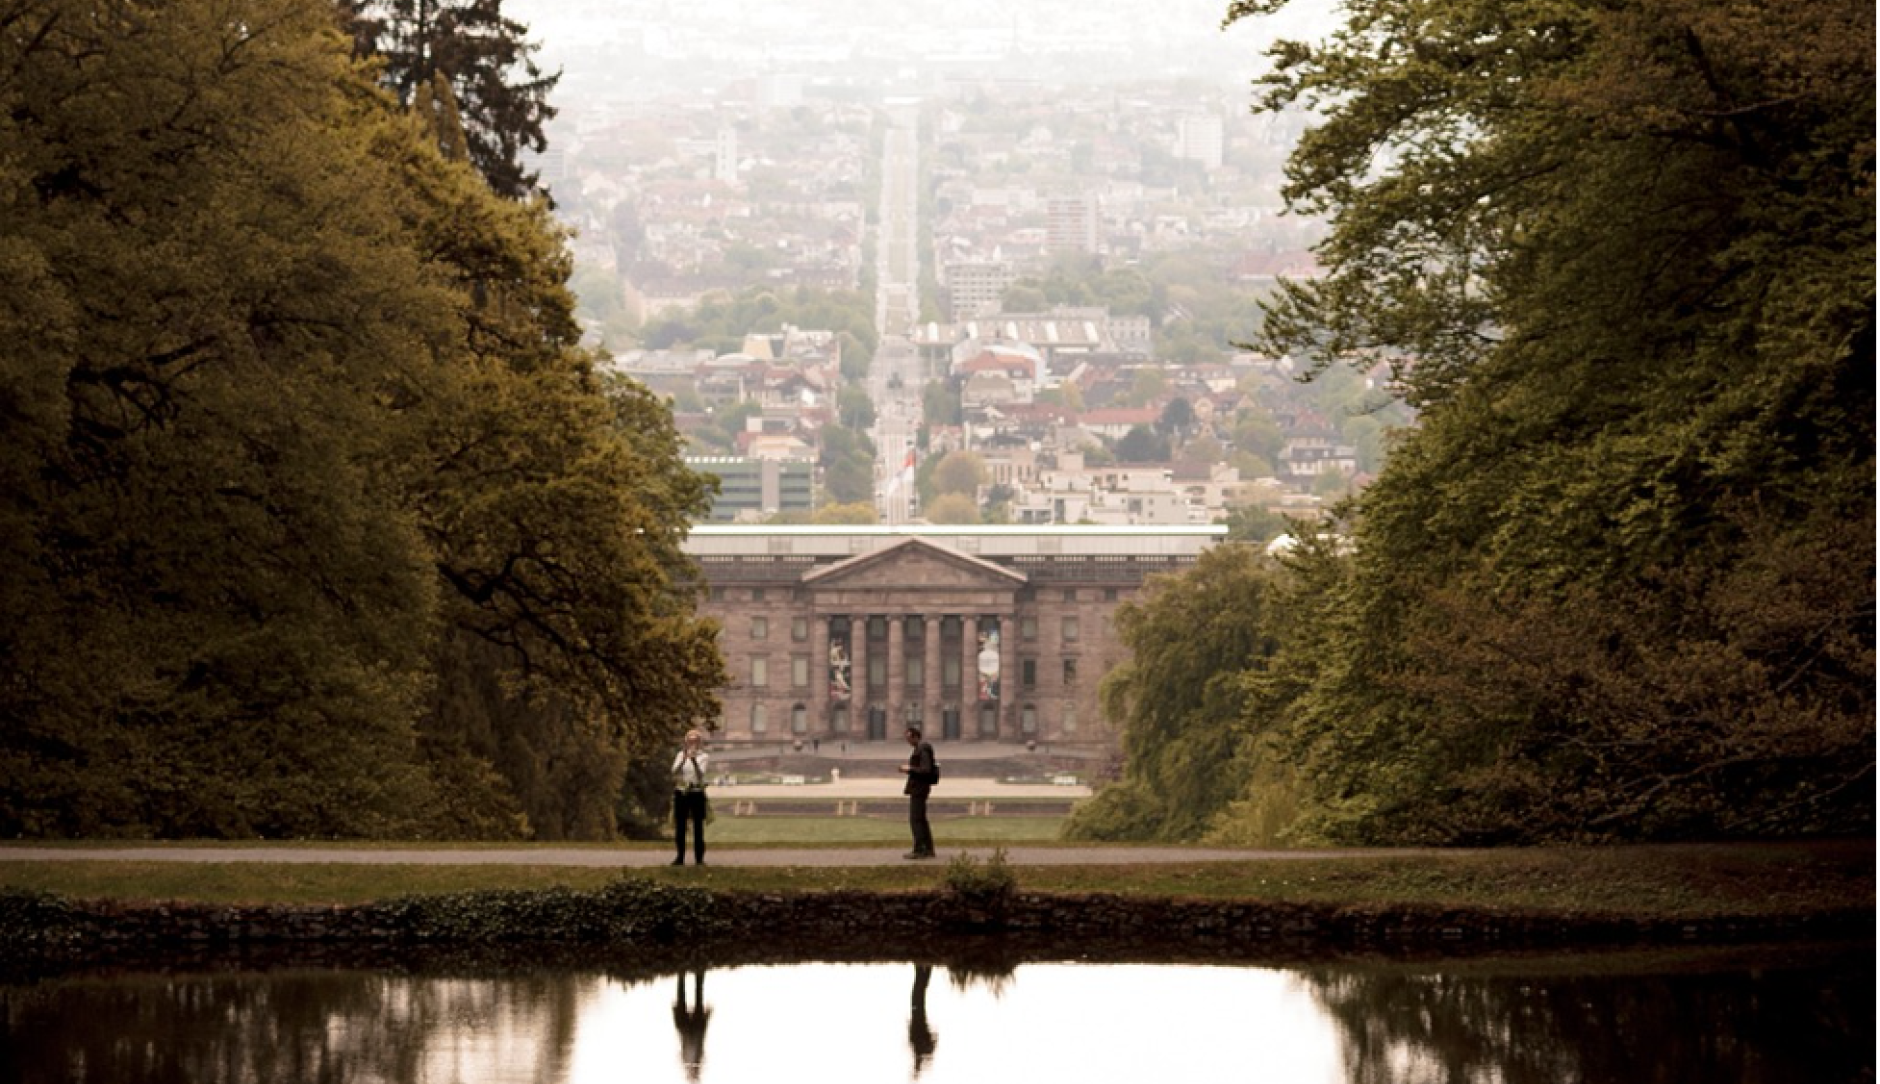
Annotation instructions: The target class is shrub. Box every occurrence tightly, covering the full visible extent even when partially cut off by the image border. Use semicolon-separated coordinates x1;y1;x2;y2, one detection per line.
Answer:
942;848;1016;913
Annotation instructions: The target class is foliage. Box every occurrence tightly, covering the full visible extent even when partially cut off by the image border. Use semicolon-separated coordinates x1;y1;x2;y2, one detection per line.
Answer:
345;0;559;199
922;493;981;525
1063;545;1287;842
818;424;876;505
1114;426;1171;463
1207;0;1876;843
1001;255;1159;319
941;847;1017;916
0;0;442;837
0;0;721;840
810;501;879;525
0;890;86;954
920;380;963;427
929;451;988;498
1222;505;1293;546
641;285;877;361
1156;397;1196;440
837;385;876;430
365;875;725;942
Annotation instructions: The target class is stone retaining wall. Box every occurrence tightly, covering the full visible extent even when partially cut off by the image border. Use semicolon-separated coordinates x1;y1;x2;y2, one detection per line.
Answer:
7;888;1865;966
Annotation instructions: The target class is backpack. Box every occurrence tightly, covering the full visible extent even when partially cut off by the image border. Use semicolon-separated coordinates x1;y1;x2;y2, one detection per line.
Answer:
928;757;941;785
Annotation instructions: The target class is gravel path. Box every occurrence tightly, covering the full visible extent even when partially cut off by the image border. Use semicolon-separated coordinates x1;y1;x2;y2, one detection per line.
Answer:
0;845;1409;868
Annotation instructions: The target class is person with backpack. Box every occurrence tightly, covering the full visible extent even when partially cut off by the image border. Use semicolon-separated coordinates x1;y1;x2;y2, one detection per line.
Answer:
899;725;938;859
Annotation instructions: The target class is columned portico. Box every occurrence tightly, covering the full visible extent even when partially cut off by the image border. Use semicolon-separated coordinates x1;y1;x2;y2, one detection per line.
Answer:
812;613;830;730
849;613;866;738
690;526;1226;747
998;610;1016;739
923;614;942;735
887;613;906;734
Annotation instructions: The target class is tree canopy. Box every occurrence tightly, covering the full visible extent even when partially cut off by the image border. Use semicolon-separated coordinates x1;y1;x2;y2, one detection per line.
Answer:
1079;0;1874;846
345;0;559;199
0;0;722;840
1063;545;1285;842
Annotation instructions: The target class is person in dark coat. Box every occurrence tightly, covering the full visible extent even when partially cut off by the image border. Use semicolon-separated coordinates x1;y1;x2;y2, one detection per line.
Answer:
898;725;936;859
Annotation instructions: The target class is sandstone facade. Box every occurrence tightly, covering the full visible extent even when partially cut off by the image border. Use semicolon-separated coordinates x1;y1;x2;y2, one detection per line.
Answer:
685;526;1224;746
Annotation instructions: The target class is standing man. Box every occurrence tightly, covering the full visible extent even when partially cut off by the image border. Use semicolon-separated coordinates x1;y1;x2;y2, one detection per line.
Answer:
671;728;710;866
899;724;936;859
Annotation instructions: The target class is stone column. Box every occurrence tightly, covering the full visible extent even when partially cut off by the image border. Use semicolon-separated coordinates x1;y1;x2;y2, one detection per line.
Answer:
811;611;830;733
887;613;905;734
849;613;866;739
963;615;980;739
998;612;1016;741
923;614;943;734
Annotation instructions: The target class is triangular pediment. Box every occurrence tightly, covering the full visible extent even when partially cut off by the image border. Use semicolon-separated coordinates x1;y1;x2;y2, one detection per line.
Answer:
803;537;1027;590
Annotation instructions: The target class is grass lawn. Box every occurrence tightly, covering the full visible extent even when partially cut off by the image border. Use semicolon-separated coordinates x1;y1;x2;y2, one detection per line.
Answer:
707;815;1062;845
0;841;1869;924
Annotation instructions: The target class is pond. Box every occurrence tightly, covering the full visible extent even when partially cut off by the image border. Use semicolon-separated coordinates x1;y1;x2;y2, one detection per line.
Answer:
0;944;1869;1083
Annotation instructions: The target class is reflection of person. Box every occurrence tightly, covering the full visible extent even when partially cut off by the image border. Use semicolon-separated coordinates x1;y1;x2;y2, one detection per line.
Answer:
898;725;936;859
671;969;712;1082
671;729;710;866
908;963;937;1077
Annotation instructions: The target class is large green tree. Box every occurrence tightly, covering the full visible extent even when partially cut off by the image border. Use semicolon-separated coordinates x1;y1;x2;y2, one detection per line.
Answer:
1223;0;1874;842
0;0;445;836
344;0;559;199
1063;544;1286;842
0;0;723;839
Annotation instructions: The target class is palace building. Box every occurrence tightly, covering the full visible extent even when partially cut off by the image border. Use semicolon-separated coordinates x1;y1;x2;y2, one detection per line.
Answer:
685;525;1226;746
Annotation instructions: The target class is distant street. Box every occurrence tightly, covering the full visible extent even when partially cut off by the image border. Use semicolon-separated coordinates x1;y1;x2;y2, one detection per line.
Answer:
871;101;924;523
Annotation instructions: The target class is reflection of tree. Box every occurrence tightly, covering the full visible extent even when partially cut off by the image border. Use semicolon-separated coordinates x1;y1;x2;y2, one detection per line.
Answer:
908;963;937;1078
0;971;589;1084
671;969;712;1082
945;957;1017;998
1299;960;1873;1084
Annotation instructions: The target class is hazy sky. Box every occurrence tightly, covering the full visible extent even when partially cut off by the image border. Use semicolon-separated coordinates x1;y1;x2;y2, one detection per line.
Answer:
503;0;1341;95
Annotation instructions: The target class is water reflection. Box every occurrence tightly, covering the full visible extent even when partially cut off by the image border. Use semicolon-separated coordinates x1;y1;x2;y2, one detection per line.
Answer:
670;969;711;1081
0;946;1867;1084
908;963;936;1077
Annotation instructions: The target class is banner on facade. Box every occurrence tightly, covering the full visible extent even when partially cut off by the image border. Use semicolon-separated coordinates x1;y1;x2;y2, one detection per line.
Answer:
976;620;1001;702
829;625;853;704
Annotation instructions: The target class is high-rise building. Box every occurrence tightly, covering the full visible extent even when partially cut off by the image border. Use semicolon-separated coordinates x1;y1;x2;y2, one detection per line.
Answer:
945;260;1018;320
714;126;738;185
687;457;813;521
1045;196;1098;255
1176;114;1224;170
